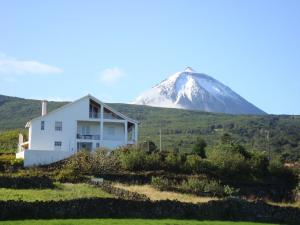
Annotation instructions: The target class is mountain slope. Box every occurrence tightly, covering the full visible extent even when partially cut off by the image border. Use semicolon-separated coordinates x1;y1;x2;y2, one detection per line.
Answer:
0;94;300;161
133;67;265;115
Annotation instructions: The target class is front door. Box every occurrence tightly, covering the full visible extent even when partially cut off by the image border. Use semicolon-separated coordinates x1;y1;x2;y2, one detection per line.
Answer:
77;142;93;151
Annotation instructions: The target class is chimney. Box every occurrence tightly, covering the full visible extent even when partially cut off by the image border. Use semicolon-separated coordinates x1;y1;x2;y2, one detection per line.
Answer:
41;100;48;116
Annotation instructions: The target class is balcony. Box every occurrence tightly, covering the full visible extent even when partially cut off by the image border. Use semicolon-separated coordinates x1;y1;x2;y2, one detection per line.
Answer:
89;112;100;119
76;134;100;140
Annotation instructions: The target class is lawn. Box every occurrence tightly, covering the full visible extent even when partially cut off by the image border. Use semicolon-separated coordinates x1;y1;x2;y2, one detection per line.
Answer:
0;219;281;225
0;183;113;201
113;183;217;203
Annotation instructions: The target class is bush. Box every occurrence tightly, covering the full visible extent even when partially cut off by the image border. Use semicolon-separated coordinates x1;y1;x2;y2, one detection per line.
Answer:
55;168;88;183
180;177;206;194
151;176;173;191
118;148;146;171
203;180;224;197
184;154;214;174
164;152;182;171
249;151;269;178
145;153;161;170
10;158;23;167
208;145;251;179
184;155;201;173
192;137;207;158
268;158;298;191
91;148;120;174
224;185;240;197
56;150;91;182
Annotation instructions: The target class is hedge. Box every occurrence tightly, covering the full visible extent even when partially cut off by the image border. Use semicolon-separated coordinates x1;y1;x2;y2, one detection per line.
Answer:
0;198;299;223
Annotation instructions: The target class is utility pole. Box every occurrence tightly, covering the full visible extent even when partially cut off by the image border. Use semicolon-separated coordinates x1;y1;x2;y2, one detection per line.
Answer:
159;127;162;152
266;130;270;160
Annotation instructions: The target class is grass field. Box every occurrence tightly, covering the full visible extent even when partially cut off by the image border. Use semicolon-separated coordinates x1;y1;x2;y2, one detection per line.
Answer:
114;183;217;203
0;219;281;225
0;183;113;201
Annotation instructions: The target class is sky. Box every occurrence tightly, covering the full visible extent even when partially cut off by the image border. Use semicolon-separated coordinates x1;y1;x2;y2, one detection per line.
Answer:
0;0;300;115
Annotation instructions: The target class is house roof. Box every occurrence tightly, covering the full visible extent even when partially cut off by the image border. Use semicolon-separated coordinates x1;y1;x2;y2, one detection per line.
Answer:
25;94;139;127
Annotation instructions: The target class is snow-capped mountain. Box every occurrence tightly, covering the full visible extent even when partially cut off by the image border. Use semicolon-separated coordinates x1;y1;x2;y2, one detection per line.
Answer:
133;67;266;115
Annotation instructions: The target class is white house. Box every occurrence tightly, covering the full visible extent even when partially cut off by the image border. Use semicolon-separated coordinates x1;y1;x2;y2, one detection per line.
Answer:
16;94;138;167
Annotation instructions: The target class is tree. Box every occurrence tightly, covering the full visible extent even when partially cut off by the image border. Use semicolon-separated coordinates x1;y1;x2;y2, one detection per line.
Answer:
221;133;233;145
192;137;207;158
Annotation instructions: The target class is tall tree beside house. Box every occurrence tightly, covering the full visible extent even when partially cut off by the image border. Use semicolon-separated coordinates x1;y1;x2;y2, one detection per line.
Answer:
192;137;207;158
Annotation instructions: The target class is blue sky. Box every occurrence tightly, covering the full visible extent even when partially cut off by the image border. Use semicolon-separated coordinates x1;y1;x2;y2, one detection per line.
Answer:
0;0;300;114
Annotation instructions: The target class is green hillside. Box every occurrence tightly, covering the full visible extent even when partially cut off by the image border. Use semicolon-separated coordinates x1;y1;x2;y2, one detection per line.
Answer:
0;94;300;161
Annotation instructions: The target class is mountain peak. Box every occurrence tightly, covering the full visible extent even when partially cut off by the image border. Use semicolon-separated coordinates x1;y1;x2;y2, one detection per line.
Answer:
133;69;266;115
184;67;195;73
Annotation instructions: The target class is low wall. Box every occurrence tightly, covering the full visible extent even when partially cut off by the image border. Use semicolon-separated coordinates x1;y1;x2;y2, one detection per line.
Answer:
0;198;299;223
16;150;74;167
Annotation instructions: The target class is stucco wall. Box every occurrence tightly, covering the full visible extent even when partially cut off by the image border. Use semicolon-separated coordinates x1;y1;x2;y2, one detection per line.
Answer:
17;150;73;167
30;97;90;152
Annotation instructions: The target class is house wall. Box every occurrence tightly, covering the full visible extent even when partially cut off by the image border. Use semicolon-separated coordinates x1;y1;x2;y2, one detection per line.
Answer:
30;97;90;153
16;149;74;167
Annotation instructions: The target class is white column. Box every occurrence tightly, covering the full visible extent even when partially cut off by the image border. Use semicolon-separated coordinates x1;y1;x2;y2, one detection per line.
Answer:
134;123;138;144
100;105;104;146
124;120;128;144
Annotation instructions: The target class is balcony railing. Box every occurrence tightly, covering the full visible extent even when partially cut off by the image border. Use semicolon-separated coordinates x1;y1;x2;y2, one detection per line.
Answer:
76;134;100;140
89;112;100;119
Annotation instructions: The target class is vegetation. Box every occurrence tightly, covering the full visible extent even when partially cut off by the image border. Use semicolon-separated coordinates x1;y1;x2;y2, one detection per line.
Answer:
1;94;300;162
0;130;27;153
192;137;207;158
0;183;113;201
49;137;298;201
0;219;281;225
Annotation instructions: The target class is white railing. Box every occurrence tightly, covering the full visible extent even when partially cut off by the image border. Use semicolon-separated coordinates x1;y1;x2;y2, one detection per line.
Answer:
76;134;100;140
89;112;100;119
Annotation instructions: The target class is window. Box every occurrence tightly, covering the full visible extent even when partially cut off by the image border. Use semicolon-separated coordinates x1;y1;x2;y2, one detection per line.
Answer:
80;126;90;135
41;121;45;130
54;141;62;150
96;143;100;148
55;121;62;131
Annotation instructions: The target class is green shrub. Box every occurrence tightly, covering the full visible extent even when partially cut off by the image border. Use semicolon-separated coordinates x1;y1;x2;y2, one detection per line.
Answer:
203;180;224;197
10;158;23;169
145;152;161;170
91;148;120;173
151;176;173;191
224;185;239;197
268;158;298;190
192;137;207;158
164;152;182;171
249;151;269;177
118;148;146;171
0;130;28;153
180;177;206;193
55;168;87;183
56;150;91;182
184;154;201;173
208;145;251;179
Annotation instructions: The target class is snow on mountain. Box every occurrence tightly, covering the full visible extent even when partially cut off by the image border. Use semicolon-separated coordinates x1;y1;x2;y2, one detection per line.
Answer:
133;67;266;115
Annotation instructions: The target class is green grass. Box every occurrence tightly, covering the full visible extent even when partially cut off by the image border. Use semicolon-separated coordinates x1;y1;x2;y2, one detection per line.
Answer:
0;219;281;225
0;183;113;201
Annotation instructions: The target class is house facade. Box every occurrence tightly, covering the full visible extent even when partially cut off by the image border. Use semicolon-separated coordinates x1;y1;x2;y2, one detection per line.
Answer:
16;94;138;167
